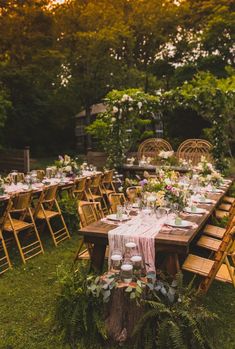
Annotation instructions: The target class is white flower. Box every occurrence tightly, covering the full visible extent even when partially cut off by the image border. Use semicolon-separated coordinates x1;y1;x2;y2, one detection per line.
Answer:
137;101;142;109
64;155;71;165
121;94;129;102
65;165;72;172
129;107;133;111
111;117;116;122
158;150;174;159
112;106;118;113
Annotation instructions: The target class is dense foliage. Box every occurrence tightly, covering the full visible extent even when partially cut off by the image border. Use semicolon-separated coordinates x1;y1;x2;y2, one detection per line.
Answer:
87;89;159;167
0;0;234;154
55;267;217;349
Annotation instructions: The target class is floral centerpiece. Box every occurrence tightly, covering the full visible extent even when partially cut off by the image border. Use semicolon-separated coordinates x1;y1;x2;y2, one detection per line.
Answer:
195;156;223;187
55;155;80;176
158;150;178;167
126;157;135;166
179;158;193;170
140;176;189;209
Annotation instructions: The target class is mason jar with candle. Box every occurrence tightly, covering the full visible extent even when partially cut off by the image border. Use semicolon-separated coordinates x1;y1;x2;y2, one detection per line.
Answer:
121;260;133;283
110;249;123;273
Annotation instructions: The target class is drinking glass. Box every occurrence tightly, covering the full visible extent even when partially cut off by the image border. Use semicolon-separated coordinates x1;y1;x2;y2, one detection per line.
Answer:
116;205;124;221
124;201;131;218
156;207;165;219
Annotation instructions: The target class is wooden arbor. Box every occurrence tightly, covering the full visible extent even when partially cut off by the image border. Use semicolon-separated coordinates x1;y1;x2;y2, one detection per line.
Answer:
177;139;213;166
137;138;173;163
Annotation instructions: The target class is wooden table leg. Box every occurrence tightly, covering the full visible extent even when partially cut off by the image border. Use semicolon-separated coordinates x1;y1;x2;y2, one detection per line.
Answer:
165;253;180;276
90;243;106;273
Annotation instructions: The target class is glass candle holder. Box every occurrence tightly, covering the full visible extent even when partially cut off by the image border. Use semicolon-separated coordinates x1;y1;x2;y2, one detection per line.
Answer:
121;260;133;283
110;250;122;273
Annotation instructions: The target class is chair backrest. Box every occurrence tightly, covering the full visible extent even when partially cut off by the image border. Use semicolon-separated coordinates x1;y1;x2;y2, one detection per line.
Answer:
36;170;45;181
177;139;213;166
137;138;173;162
74;177;87;192
90;173;102;189
42;185;58;203
78;202;98;227
11;191;32;211
103;170;114;184
108;193;126;213
126;186;142;202
0;199;12;228
199;223;235;293
8;172;25;184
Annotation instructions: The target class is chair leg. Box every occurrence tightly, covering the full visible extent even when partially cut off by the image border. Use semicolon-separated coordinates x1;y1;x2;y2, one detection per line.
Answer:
13;231;26;264
0;237;12;274
29;210;44;254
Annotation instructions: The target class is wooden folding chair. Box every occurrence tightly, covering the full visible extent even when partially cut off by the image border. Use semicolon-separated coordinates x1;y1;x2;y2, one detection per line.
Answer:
197;210;235;252
108;193;126;213
36;169;45;181
100;170;116;196
0;199;12;274
182;225;235;293
74;202;99;261
72;177;87;200
8;172;25;184
3;192;44;264
215;197;235;220
34;185;71;246
85;174;109;215
204;201;235;240
223;196;235;204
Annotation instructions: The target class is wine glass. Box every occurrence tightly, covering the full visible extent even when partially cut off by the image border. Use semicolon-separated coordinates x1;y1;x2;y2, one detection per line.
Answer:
124;201;131;218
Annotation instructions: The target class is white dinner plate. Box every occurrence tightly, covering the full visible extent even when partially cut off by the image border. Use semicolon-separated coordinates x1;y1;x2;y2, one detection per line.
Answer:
206;189;223;193
184;207;205;214
192;197;213;204
167;219;192;228
106;214;130;221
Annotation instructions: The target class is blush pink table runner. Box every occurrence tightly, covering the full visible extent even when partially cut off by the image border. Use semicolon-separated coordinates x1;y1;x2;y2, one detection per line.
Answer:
108;214;176;273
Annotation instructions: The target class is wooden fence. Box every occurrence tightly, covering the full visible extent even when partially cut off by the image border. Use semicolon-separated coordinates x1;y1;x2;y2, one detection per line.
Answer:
0;147;30;173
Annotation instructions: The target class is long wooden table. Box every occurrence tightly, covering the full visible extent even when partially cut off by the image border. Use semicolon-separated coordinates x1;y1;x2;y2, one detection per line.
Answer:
79;186;232;274
121;164;189;179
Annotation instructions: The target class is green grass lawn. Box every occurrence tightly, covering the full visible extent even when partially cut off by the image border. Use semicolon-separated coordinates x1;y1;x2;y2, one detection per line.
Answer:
0;231;235;349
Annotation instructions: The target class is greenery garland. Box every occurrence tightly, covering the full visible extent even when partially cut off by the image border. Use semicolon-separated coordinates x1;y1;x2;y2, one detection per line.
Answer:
55;265;217;349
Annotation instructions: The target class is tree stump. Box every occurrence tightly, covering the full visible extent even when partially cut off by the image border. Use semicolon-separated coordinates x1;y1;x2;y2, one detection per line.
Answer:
104;285;144;344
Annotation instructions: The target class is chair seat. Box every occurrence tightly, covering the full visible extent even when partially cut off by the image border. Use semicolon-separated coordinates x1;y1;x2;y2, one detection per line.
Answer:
100;188;114;195
36;210;59;219
223;196;235;204
86;193;102;200
203;224;226;239
182;254;232;283
4;219;33;232
219;203;232;212
215;209;229;219
197;236;221;251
